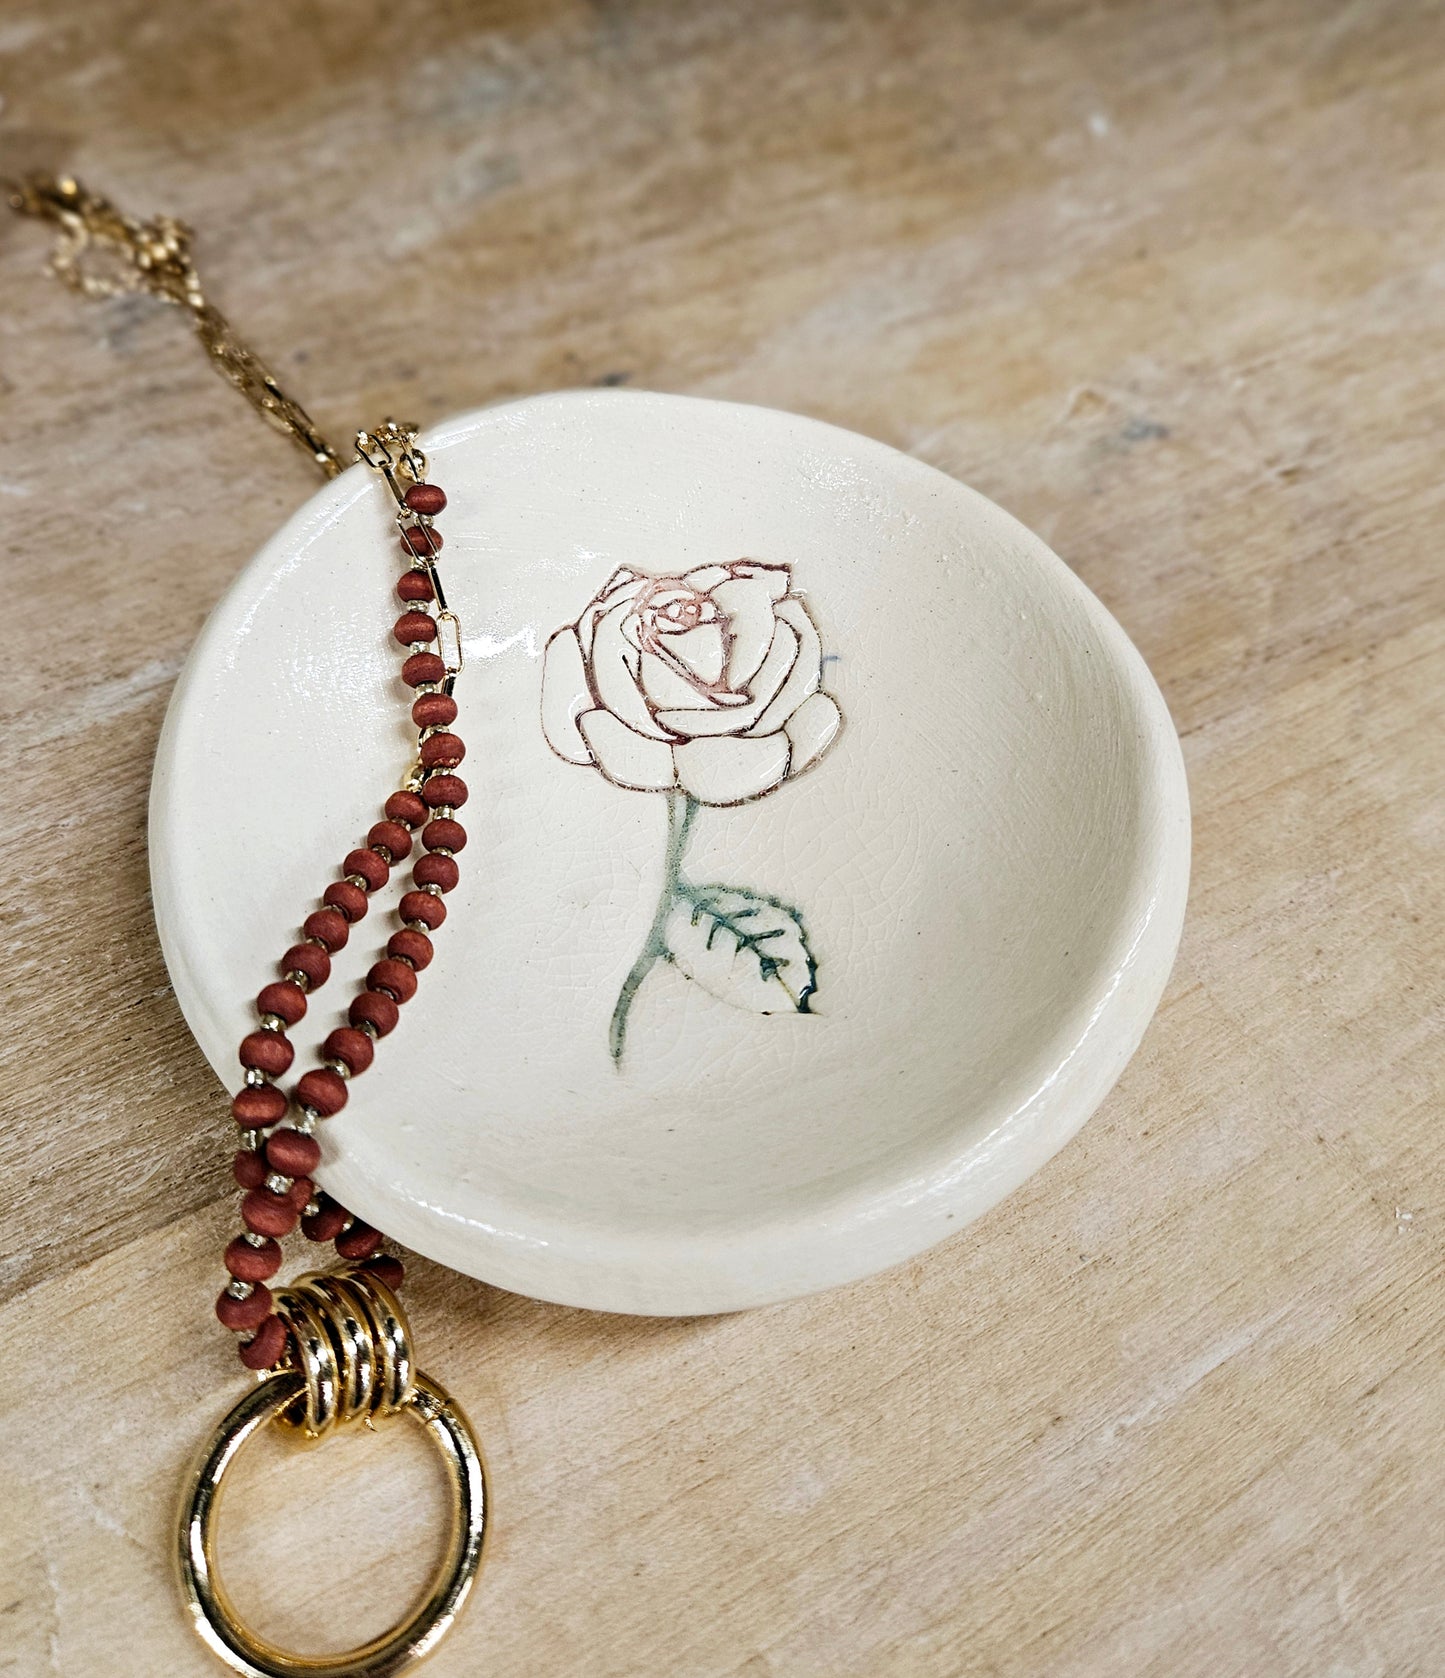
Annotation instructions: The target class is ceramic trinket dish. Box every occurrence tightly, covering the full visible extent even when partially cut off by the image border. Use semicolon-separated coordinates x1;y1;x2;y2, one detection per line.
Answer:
151;388;1189;1316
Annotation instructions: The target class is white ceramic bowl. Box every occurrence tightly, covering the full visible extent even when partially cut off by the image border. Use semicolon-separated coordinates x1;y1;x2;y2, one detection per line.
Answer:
151;390;1189;1315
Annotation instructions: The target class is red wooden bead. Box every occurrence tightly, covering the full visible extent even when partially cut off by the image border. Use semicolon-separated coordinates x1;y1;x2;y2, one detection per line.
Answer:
422;817;467;853
232;1084;287;1128
257;981;307;1026
282;942;331;986
394;610;438;646
303;1194;350;1242
402;652;446;687
322;880;369;922
397;568;435;603
368;958;418;1004
239;1314;289;1370
233;1148;268;1190
412;693;457;729
419;732;465;769
368;819;413;862
240;1030;293;1076
266;1127;321;1177
217;1282;274;1331
344;847;390;892
422;774;467;809
360;1253;405;1290
335;1221;383;1261
296;1067;348;1117
242;1187;299;1238
225;1234;282;1282
303;907;351;951
388;929;433;970
385;790;429;828
324;1026;375;1075
289;1175;315;1209
414;853;460;893
350;990;400;1036
400;890;446;930
400;524;443;556
404;483;447;515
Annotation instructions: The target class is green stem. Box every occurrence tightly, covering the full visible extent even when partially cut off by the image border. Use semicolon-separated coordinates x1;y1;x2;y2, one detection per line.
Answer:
609;792;697;1064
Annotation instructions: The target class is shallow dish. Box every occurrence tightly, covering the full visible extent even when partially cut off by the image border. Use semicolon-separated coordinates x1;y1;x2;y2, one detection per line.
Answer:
151;389;1189;1315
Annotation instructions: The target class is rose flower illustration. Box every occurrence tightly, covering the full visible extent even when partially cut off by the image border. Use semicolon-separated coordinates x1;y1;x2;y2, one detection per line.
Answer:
542;561;842;1061
542;561;840;804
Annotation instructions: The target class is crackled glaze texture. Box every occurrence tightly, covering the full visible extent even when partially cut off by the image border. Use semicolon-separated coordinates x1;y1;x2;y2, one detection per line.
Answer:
150;389;1189;1314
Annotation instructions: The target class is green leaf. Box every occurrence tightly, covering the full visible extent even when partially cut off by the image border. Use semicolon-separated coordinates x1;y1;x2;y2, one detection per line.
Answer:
664;883;818;1015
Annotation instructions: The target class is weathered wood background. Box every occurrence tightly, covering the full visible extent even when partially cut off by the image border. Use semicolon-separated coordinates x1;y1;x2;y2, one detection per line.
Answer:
2;0;1443;1672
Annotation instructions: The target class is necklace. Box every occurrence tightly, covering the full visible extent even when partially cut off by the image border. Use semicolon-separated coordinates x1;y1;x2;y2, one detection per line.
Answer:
7;176;486;1676
6;167;1193;1678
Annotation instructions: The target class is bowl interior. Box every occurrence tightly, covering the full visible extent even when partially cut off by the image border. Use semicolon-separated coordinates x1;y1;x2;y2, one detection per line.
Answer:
151;390;1188;1312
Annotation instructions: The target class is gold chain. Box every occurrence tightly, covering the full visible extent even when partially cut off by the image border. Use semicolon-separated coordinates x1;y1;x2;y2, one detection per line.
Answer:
4;174;343;479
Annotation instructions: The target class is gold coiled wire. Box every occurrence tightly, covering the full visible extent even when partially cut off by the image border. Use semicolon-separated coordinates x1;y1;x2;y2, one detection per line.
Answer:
272;1270;414;1439
177;1268;487;1678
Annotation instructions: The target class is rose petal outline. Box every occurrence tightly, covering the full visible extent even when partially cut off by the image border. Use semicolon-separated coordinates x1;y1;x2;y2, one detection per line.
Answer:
710;573;781;690
782;691;842;776
639;649;721;711
577;573;647;660
656;621;799;737
747;596;821;737
657;621;728;687
731;560;791;601
591;595;678;740
683;564;732;591
578;710;679;791
540;627;596;765
674;730;791;805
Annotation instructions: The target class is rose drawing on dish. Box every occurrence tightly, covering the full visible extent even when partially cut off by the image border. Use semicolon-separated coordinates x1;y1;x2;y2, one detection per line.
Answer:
541;560;843;1062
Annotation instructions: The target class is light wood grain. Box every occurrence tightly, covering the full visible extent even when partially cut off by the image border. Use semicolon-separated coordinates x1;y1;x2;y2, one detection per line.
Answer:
2;0;1444;1673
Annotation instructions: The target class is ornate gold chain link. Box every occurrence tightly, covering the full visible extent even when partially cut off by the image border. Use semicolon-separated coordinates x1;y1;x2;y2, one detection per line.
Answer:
4;174;342;478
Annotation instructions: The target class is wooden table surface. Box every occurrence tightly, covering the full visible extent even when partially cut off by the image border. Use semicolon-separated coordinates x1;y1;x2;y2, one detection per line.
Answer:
2;1;1443;1673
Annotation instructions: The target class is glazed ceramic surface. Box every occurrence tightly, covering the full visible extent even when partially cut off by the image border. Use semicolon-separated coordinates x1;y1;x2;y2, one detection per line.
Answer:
150;390;1190;1315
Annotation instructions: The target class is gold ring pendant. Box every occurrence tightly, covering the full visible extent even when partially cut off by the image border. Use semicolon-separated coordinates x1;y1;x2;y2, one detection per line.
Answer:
176;1273;487;1677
